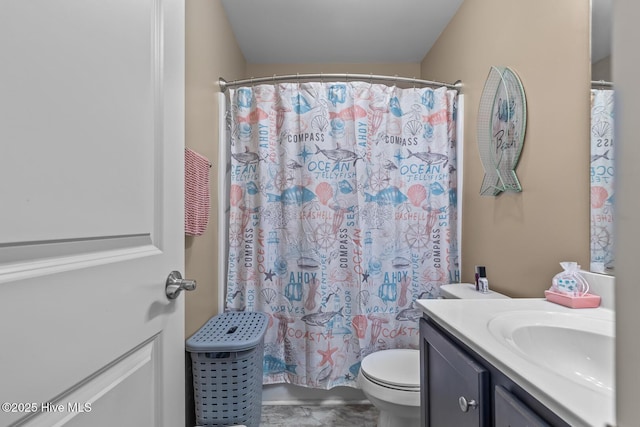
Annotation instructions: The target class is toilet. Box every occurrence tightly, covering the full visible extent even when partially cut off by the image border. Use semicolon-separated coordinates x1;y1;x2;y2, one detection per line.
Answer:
358;283;509;427
358;348;421;427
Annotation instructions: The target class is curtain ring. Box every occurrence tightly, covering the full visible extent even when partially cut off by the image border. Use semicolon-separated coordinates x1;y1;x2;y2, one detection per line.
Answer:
320;72;324;83
369;73;373;88
413;77;416;90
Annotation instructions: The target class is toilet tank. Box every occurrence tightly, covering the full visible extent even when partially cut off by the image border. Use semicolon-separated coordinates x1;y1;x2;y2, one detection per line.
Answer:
440;283;510;299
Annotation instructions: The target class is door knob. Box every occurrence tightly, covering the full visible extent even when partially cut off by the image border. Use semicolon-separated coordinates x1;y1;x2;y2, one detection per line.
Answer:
165;271;197;299
458;396;478;413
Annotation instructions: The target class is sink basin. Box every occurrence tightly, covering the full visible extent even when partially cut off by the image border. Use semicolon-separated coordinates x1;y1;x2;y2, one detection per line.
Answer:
488;311;614;393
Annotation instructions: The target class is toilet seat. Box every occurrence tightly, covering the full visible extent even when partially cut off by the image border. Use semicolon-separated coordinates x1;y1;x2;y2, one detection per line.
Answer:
360;349;420;391
360;369;421;392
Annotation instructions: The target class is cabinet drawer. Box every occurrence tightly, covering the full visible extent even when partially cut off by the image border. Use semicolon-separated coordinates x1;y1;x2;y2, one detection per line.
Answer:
421;319;490;427
495;386;550;427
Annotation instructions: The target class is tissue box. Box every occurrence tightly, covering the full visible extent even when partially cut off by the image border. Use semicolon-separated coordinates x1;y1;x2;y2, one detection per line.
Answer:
544;290;601;309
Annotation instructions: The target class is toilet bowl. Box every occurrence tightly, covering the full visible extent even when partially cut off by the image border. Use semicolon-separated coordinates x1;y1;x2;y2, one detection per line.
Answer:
358;349;421;427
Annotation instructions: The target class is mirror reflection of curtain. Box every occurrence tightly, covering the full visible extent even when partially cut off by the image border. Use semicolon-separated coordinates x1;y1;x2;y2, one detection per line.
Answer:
226;81;459;389
590;89;614;273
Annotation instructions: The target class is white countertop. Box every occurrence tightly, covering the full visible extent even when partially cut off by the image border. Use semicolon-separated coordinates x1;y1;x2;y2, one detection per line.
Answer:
440;283;510;299
416;298;615;427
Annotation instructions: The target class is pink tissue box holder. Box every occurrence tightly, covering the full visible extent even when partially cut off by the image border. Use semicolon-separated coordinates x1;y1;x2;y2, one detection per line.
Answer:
544;290;601;309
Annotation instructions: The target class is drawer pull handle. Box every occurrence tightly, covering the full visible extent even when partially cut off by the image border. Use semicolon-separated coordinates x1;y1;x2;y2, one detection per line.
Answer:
458;396;478;412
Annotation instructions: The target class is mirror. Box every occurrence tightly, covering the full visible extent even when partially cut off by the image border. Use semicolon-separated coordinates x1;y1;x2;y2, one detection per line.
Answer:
590;0;614;274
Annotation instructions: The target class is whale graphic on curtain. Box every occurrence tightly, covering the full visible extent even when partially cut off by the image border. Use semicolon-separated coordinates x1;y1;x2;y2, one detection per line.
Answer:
226;81;459;389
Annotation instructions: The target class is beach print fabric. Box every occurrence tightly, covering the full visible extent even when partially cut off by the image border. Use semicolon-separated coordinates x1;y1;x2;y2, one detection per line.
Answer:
590;89;614;272
226;82;459;389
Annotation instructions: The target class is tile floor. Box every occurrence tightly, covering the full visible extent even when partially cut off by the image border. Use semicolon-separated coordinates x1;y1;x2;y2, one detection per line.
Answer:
260;404;379;426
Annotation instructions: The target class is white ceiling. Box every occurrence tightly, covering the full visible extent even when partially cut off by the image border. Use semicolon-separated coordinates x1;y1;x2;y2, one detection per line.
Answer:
220;0;464;64
221;0;611;65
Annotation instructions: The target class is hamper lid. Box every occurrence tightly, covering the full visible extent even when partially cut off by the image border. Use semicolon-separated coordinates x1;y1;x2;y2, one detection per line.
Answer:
186;311;268;352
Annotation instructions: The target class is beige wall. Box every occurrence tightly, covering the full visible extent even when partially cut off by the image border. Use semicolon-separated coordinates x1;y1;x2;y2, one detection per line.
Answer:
185;0;246;337
614;0;640;422
592;55;612;81
421;0;591;297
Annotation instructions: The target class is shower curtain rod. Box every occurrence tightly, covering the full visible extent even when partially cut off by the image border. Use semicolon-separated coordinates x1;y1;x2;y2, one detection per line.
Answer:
218;74;462;92
591;80;614;87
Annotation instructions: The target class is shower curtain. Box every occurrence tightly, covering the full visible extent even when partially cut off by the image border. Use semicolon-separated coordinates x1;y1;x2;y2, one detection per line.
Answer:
226;81;459;389
590;89;615;272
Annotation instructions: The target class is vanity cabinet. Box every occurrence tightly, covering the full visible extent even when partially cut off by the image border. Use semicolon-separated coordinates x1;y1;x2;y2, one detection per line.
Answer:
420;318;568;427
494;386;549;427
421;316;490;426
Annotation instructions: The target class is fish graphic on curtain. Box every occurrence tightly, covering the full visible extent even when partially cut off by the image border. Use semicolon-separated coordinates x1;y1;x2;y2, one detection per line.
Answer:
226;81;459;389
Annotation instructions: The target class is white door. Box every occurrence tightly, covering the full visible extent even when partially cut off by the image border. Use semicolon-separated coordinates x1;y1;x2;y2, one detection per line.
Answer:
0;0;186;426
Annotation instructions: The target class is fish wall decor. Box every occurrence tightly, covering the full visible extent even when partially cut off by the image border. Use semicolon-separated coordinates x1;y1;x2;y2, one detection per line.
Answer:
477;66;527;196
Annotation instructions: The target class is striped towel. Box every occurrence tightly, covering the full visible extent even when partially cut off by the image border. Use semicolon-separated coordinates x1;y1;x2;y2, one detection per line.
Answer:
185;148;211;236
